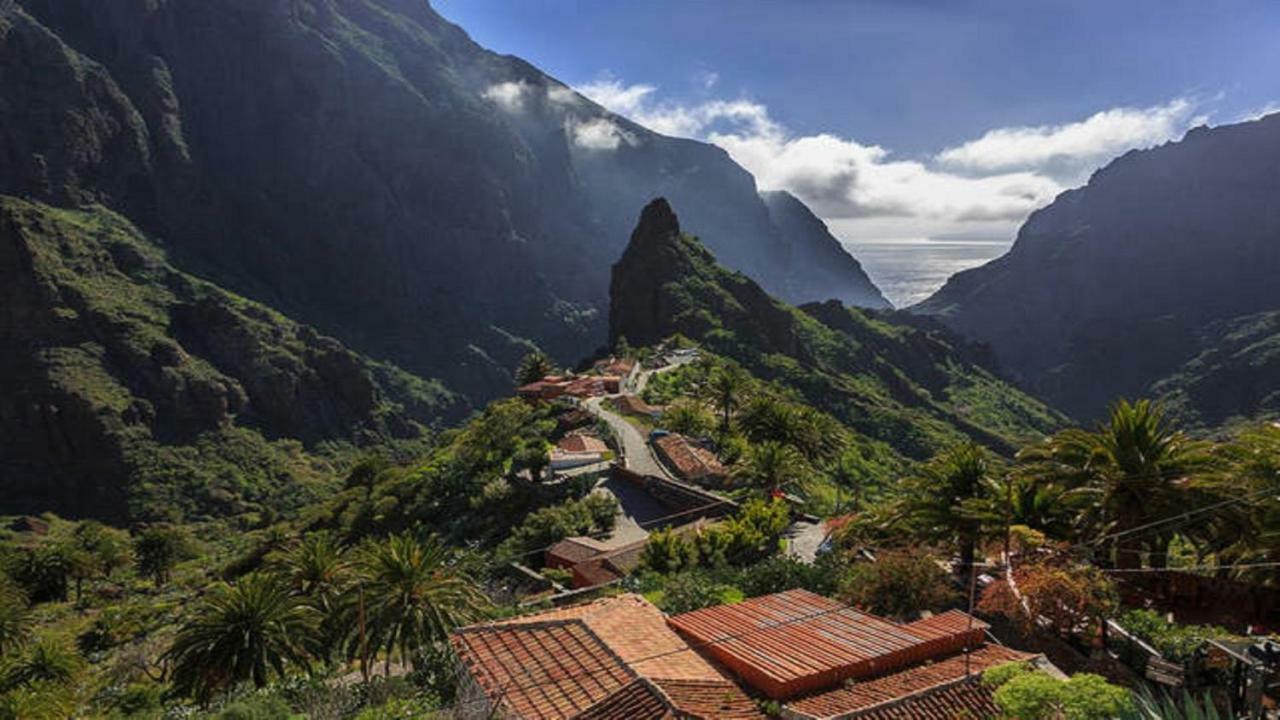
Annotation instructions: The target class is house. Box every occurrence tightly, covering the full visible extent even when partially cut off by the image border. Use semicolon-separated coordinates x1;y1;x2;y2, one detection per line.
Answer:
519;375;621;401
593;356;637;380
615;394;664;418
545;536;615;571
549;434;609;470
451;589;1042;719
653;434;727;487
544;537;648;589
517;376;569;401
450;595;763;719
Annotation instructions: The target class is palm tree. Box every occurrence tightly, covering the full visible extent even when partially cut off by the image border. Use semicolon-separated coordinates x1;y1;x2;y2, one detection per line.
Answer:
895;441;993;580
271;532;351;658
165;573;320;703
345;533;489;677
744;441;807;496
515;351;555;385
1019;399;1219;569
704;364;748;434
829;447;877;512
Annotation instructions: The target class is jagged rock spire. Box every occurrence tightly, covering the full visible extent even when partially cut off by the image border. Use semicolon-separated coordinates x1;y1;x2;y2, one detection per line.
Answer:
631;198;680;243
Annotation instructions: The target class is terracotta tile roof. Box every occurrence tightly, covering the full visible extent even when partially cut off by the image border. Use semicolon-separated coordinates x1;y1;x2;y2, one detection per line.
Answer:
546;536;612;566
666;589;990;699
558;435;609;454
573;677;764;720
456;591;1027;719
853;680;1002;719
653;435;726;483
569;539;648;589
573;678;673;719
479;595;729;681
784;644;1034;719
617;394;664;416
654;678;765;719
450;620;636;719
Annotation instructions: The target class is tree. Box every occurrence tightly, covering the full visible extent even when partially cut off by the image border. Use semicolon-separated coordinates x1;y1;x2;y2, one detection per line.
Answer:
640;528;696;574
71;521;130;580
270;532;351;657
836;551;959;620
704;364;748;434
743;441;807;495
1019;399;1219;569
829;447;879;512
515;351;555;385
979;559;1117;640
345;533;489;676
165;573;320;703
662;400;715;438
134;526;194;588
894;441;994;579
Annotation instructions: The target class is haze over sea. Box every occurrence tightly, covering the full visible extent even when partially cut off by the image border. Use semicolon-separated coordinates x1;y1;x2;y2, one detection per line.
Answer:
842;238;1011;308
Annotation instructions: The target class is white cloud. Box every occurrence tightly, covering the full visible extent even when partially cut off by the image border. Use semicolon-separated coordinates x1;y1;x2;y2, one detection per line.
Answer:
482;81;534;112
568;117;632;151
574;75;1212;238
935;99;1201;183
546;83;580;106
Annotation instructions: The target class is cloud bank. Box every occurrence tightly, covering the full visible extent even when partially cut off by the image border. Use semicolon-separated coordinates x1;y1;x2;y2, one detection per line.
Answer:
576;77;1207;239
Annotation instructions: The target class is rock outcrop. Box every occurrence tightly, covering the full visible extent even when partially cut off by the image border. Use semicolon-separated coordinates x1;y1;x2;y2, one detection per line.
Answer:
610;198;1063;459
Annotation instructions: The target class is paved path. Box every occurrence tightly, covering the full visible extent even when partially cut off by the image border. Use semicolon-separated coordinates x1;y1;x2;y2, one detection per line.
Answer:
583;395;673;480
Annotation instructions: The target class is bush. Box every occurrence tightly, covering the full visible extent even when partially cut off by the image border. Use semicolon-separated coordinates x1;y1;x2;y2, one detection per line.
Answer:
984;664;1135;720
1118;609;1233;662
837;551;958;620
654;572;743;614
213;695;294;720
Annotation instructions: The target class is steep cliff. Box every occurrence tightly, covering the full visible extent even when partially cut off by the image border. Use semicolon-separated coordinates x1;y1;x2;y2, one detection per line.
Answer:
916;114;1280;421
1;0;886;405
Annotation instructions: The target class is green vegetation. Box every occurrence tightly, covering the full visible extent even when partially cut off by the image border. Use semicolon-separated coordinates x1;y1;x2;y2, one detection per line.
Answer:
0;197;457;523
983;662;1135;719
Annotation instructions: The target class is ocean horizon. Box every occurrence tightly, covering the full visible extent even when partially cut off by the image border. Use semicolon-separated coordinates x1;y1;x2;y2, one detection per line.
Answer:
841;237;1012;308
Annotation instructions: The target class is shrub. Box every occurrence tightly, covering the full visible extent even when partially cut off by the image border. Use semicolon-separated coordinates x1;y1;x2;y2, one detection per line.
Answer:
213;695;294;720
837;551;959;620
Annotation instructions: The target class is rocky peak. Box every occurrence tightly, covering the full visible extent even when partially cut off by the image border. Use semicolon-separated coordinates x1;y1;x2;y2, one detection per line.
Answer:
632;197;680;244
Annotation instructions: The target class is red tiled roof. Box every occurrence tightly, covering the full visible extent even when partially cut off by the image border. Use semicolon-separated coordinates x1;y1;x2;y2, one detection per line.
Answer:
654;678;764;719
573;678;673;719
547;537;612;567
654;435;726;483
666;589;990;699
854;680;1002;719
784;644;1033;719
573;677;764;720
617;394;663;416
558;435;609;454
450;620;636;719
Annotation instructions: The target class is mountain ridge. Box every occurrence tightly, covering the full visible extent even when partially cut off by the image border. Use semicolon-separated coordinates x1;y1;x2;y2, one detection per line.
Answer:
915;113;1280;422
610;198;1064;459
1;0;887;407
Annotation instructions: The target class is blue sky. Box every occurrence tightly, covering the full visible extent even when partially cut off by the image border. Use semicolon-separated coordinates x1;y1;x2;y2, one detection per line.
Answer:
437;0;1280;243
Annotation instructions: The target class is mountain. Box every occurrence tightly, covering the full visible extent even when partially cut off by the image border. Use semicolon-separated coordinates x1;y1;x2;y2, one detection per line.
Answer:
0;197;456;521
610;199;1063;459
0;0;886;408
915;114;1280;422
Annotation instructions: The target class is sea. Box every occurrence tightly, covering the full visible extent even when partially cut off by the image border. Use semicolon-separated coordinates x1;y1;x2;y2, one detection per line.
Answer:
840;238;1012;309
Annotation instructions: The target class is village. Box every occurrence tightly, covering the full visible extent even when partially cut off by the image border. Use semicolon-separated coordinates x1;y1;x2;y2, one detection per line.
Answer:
433;344;1280;719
